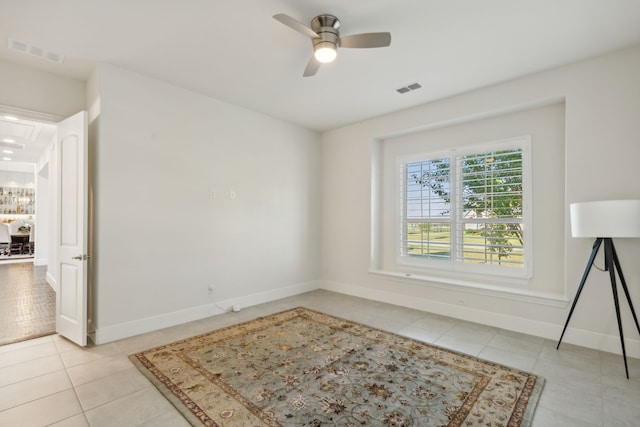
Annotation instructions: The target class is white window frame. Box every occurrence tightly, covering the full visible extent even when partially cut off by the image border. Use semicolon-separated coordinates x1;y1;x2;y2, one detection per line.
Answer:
396;136;532;279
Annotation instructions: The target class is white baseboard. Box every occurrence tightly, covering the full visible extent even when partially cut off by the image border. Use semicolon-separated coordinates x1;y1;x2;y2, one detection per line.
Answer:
90;277;640;358
46;271;58;294
217;280;319;313
319;279;640;359
93;303;225;345
92;280;320;345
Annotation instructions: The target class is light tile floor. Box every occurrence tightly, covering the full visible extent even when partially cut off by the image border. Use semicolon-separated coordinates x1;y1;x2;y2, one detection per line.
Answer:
1;289;639;426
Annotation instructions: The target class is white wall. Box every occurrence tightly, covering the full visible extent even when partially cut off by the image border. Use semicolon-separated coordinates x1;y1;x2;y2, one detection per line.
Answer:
0;59;85;118
35;159;51;267
33;133;56;269
320;44;640;357
89;64;321;343
0;167;34;186
378;103;565;294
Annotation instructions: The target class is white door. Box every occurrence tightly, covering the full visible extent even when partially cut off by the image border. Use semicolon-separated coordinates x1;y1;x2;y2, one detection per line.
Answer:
55;111;88;346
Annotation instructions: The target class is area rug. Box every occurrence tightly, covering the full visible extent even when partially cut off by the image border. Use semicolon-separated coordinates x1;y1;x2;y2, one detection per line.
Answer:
130;307;544;426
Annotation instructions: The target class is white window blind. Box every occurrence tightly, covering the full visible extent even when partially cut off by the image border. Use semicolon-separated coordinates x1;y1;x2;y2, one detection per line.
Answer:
398;137;531;277
400;157;452;260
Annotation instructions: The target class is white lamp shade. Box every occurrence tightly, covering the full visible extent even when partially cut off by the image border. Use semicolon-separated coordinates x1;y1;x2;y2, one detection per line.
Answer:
570;200;640;238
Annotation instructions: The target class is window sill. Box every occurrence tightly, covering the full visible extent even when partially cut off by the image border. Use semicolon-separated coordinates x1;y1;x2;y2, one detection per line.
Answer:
368;269;568;307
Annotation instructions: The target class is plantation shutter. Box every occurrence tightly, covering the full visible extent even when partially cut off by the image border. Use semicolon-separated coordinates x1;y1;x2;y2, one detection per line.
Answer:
398;137;530;276
400;157;452;259
455;148;524;267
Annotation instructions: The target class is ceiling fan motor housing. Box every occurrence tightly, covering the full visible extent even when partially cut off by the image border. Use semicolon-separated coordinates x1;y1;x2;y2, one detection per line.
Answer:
311;15;340;50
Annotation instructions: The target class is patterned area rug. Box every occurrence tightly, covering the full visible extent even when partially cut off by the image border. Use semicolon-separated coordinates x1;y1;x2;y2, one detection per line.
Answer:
130;307;544;426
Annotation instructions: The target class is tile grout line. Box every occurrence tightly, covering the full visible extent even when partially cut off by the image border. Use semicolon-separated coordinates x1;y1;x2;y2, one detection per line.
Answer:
0;348;73;416
59;341;90;426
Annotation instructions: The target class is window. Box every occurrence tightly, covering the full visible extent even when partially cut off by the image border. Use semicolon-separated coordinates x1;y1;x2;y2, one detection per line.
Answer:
398;136;531;278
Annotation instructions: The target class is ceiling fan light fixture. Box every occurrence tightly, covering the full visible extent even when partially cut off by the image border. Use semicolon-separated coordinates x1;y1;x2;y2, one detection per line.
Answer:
274;13;391;76
314;42;337;63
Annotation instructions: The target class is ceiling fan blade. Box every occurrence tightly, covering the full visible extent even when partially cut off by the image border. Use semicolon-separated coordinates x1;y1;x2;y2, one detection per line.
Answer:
303;56;321;77
273;14;319;39
340;32;391;48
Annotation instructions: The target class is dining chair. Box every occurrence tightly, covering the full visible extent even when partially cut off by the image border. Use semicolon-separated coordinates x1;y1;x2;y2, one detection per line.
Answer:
27;222;35;255
7;221;21;235
6;221;24;255
0;223;10;255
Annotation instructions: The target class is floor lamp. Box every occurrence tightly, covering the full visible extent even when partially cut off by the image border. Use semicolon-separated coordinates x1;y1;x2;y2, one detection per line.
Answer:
557;200;640;378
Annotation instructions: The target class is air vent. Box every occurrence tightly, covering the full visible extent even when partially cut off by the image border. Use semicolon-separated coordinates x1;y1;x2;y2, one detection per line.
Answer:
8;37;65;64
396;82;422;94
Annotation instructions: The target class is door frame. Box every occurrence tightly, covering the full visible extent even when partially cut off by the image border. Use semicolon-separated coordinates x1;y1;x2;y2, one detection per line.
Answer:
0;104;91;346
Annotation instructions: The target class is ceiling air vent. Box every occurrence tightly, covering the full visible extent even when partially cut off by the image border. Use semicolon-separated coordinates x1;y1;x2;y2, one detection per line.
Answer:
8;37;65;64
396;82;422;94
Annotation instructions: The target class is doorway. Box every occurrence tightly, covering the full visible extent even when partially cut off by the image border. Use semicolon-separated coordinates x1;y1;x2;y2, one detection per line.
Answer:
0;109;57;345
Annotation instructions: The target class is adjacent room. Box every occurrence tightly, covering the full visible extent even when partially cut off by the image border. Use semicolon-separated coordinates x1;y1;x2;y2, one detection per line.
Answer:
1;1;639;426
0;124;55;346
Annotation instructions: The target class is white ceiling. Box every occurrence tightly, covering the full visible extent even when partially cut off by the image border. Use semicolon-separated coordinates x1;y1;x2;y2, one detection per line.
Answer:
1;0;640;137
0;115;55;165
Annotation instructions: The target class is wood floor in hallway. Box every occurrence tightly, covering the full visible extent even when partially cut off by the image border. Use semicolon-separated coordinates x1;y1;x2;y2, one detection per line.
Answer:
0;262;54;346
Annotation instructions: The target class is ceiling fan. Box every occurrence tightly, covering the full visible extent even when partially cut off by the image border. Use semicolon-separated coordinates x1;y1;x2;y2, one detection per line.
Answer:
273;13;391;77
